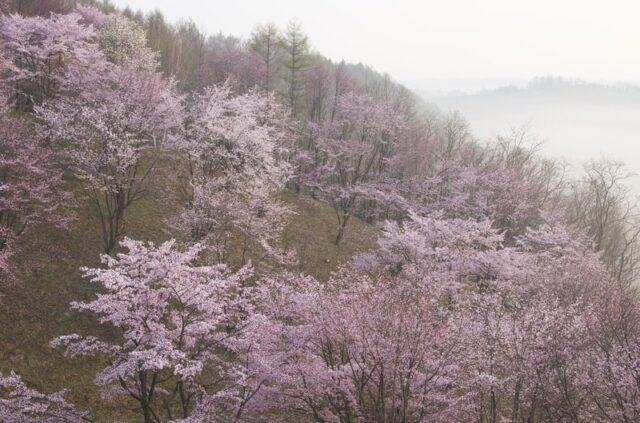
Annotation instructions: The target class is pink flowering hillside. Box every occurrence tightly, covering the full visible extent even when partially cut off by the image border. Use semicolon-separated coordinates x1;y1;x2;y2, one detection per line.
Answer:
1;3;639;422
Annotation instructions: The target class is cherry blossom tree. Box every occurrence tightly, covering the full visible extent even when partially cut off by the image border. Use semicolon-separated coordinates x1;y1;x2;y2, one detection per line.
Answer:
52;238;256;423
352;208;618;422
307;92;406;244
39;64;182;253
577;276;640;422
400;156;540;241
355;210;504;278
241;213;502;421
96;13;158;71
75;5;112;30
464;222;616;422
242;267;467;422
0;116;70;276
176;82;292;266
0;371;86;422
0;46;11;108
0;11;103;110
76;3;159;77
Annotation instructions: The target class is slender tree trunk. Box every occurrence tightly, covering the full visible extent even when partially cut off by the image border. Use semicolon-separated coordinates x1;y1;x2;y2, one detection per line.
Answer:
335;210;350;245
139;371;154;423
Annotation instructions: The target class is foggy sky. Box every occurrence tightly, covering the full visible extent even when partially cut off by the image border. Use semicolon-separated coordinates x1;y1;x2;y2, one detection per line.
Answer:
112;0;640;90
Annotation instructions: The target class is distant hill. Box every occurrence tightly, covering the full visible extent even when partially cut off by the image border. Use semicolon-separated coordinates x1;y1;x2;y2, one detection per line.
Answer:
419;77;640;181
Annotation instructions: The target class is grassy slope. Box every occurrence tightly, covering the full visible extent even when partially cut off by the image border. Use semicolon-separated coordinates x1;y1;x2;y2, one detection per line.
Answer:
0;164;378;421
281;191;379;280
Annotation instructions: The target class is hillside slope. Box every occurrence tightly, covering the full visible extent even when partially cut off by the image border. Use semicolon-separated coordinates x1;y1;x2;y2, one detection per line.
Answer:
0;160;377;420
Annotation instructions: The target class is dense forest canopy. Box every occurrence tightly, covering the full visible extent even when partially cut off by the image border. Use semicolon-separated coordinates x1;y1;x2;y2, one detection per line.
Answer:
1;1;640;422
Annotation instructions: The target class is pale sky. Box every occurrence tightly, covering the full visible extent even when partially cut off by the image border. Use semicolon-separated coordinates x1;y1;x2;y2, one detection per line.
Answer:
111;0;640;90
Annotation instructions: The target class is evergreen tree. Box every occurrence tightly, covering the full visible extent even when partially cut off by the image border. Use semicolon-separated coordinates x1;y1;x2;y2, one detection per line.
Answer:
249;22;280;92
281;20;309;117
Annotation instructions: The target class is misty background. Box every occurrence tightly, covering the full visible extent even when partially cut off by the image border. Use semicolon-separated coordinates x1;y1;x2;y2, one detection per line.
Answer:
420;78;640;191
113;0;640;188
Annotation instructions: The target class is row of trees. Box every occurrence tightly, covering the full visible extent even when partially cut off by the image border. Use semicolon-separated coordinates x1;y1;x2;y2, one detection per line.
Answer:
1;3;640;422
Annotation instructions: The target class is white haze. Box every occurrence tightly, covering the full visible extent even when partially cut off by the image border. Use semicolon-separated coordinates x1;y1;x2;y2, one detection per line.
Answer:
422;80;640;192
